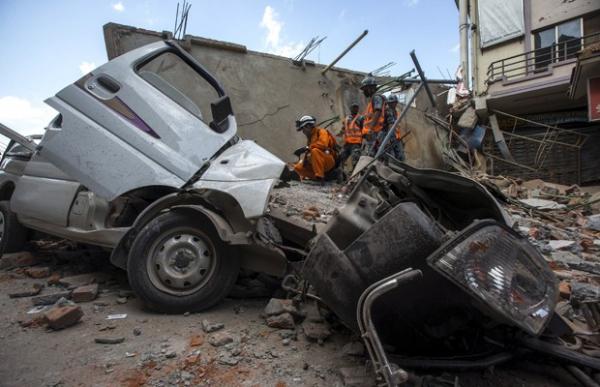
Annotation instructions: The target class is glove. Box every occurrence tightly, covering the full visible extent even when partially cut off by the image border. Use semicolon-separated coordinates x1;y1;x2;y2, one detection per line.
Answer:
293;146;309;157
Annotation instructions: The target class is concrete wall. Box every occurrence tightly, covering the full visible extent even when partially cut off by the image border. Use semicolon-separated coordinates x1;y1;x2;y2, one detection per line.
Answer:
531;0;600;31
103;23;445;169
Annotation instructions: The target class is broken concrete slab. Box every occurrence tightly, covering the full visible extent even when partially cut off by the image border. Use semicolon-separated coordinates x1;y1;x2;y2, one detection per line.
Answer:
208;331;235;347
302;321;332;342
44;305;83;330
548;240;575;251
71;284;99;303
9;283;43;298
264;298;300;317
266;312;295;329
201;319;224;333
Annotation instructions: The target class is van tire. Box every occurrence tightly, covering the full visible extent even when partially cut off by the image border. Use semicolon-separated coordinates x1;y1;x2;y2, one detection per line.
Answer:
127;211;239;313
0;201;28;255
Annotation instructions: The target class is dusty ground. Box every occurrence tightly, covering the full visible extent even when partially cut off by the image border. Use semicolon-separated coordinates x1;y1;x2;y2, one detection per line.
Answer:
0;243;587;387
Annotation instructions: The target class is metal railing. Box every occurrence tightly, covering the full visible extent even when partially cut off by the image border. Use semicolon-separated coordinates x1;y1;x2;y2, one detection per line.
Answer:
487;32;600;83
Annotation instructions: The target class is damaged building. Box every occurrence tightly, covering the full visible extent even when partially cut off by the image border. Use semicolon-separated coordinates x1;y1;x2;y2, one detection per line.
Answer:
456;0;600;184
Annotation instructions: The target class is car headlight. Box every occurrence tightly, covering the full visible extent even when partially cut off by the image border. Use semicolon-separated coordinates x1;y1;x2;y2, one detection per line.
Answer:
427;220;558;336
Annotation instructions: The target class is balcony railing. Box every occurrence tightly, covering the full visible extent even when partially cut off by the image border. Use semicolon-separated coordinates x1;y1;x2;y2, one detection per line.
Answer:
486;32;600;83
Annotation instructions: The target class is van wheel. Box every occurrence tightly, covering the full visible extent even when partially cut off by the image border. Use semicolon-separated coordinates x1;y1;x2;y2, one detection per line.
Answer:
0;201;28;255
127;211;239;313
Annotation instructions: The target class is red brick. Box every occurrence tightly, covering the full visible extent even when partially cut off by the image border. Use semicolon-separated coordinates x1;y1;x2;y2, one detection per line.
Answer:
0;251;38;269
71;284;98;303
559;281;572;299
26;267;51;279
44;305;83;330
47;273;61;285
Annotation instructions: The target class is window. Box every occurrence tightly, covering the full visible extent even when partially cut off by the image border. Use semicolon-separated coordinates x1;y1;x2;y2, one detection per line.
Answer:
137;51;218;121
557;19;582;60
534;19;582;69
478;0;525;48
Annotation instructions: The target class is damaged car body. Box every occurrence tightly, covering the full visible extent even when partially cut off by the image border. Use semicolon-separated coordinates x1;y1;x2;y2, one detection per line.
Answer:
0;39;287;312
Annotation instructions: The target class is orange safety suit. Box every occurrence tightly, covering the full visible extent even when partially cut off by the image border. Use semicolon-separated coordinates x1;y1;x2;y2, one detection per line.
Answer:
294;127;337;179
343;115;363;145
362;95;386;135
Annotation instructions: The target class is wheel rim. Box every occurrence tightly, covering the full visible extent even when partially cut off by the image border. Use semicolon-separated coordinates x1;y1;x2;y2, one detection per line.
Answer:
0;211;5;243
146;228;217;296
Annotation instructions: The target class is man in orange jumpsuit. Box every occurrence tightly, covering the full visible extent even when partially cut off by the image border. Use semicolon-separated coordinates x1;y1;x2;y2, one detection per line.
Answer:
293;115;337;183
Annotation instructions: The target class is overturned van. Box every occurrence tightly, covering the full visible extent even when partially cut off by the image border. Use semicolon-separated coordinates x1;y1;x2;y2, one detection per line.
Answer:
0;40;287;312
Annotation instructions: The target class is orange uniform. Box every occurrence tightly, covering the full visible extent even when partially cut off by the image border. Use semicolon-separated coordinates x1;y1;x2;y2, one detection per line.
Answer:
343;115;363;145
362;94;386;135
294;127;337;179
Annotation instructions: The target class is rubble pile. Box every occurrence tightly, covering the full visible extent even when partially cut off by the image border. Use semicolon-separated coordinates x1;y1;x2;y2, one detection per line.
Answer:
268;181;348;225
480;174;600;348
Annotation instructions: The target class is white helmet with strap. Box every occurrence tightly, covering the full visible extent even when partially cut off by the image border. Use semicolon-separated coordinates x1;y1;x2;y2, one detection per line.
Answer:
296;115;316;130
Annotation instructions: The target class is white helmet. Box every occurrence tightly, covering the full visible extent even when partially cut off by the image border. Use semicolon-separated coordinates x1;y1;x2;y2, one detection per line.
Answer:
296;115;316;130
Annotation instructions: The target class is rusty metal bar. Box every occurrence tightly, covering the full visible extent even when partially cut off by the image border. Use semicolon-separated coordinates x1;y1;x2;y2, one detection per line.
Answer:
321;30;368;75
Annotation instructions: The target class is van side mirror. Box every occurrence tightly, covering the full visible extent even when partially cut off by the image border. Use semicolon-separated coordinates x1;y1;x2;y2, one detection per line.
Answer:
209;96;233;133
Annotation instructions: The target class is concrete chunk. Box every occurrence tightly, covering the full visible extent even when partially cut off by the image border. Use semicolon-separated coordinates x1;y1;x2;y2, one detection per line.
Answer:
266;312;295;329
208;331;235;347
264;298;300;317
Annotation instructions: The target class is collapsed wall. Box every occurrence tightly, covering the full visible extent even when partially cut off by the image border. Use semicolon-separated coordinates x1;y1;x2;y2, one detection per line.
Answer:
103;23;445;168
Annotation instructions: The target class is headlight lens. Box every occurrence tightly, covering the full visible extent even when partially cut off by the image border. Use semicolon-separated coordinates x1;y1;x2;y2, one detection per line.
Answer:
428;221;558;336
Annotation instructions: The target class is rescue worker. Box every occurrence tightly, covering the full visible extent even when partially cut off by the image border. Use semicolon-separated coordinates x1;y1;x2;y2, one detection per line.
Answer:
293;115;337;183
360;76;386;156
338;102;364;169
384;94;405;161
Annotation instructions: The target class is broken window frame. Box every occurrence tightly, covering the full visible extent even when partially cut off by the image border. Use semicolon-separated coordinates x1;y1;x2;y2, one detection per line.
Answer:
135;49;220;125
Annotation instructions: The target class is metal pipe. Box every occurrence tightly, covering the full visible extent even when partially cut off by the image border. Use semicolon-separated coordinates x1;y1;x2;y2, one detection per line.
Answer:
321;30;368;75
459;0;470;87
374;83;424;159
357;269;423;387
389;352;514;370
0;123;38;152
469;0;479;94
519;336;600;371
400;78;458;85
409;51;436;107
566;365;600;387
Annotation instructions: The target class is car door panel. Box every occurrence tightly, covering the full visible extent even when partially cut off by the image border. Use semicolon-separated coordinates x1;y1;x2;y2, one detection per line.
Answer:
38;41;236;201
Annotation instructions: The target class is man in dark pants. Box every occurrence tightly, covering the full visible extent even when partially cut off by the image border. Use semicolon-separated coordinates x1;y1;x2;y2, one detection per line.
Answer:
384;94;405;161
359;76;386;156
338;102;364;170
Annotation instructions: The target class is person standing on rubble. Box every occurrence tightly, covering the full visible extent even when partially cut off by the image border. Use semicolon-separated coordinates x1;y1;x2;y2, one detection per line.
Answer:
384;94;405;161
338;102;364;170
360;76;386;156
293;115;338;184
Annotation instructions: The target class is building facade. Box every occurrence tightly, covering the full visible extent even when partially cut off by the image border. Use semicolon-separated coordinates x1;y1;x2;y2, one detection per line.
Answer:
459;0;600;184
